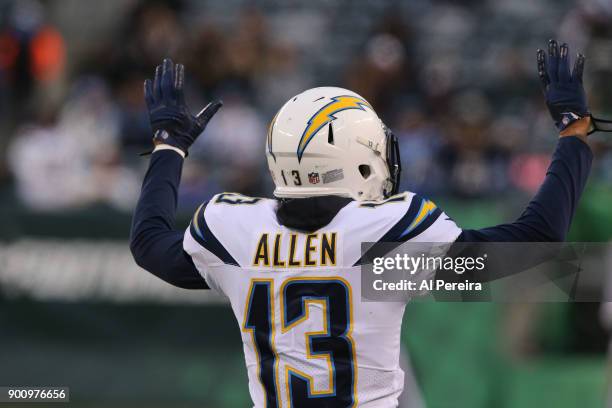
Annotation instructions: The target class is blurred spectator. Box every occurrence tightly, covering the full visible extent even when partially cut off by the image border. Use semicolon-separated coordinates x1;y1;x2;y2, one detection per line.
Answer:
192;90;267;197
7;77;139;210
0;0;66;179
0;0;65;104
113;0;187;73
0;0;611;214
346;13;415;117
394;105;445;195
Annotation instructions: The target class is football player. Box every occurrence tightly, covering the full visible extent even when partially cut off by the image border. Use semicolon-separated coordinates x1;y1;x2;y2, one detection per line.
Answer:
130;40;593;407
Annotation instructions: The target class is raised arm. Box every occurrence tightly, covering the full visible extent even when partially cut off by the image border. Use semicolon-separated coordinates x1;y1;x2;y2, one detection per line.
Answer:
129;58;222;288
459;40;593;242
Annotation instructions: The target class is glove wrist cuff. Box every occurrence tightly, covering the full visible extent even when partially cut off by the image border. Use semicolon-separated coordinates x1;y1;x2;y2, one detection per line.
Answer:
556;111;589;131
152;129;190;156
153;144;186;158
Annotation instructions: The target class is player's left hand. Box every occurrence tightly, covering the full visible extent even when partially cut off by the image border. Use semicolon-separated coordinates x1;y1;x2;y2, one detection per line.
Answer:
537;40;588;132
144;58;222;156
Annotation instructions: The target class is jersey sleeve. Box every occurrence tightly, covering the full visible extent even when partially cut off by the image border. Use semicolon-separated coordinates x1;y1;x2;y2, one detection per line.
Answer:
379;193;461;243
183;200;240;293
382;194;461;298
350;193;461;268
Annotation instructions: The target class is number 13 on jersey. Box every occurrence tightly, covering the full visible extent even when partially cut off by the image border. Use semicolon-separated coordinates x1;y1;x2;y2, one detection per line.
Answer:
243;277;358;408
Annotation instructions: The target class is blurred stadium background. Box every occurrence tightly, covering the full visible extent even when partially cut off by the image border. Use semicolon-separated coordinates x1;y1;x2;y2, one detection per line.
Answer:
0;0;611;406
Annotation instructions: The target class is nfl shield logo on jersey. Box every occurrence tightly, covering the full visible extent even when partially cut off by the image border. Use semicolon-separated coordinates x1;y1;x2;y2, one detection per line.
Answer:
308;172;320;184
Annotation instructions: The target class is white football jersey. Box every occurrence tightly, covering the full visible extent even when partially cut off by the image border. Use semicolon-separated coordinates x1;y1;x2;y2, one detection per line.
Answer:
183;192;461;408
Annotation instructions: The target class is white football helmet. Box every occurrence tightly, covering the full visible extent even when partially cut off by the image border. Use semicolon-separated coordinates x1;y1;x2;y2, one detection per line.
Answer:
266;87;401;201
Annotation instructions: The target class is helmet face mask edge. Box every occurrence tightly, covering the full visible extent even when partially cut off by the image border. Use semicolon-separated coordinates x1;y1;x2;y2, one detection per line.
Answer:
383;125;402;198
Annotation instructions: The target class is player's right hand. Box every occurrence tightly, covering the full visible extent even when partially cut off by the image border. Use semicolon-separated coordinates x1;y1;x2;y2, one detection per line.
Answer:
537;40;588;132
144;58;222;156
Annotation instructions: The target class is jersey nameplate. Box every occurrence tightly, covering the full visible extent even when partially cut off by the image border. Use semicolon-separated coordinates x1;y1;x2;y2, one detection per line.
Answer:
252;232;337;268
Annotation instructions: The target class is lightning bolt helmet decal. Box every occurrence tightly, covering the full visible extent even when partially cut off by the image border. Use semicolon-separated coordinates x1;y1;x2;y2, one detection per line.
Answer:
296;95;372;162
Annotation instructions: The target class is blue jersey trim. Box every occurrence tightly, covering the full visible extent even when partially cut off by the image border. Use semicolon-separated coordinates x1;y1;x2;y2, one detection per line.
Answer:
189;202;240;266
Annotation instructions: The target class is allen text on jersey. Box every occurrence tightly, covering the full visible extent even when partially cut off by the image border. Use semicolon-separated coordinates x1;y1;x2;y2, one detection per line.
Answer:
252;232;337;267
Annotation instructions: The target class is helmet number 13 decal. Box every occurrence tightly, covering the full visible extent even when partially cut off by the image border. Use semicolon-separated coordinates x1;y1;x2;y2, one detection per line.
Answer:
281;170;302;186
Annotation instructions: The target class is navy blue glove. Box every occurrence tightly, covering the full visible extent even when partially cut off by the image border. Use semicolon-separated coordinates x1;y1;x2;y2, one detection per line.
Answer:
144;58;222;155
537;40;588;131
